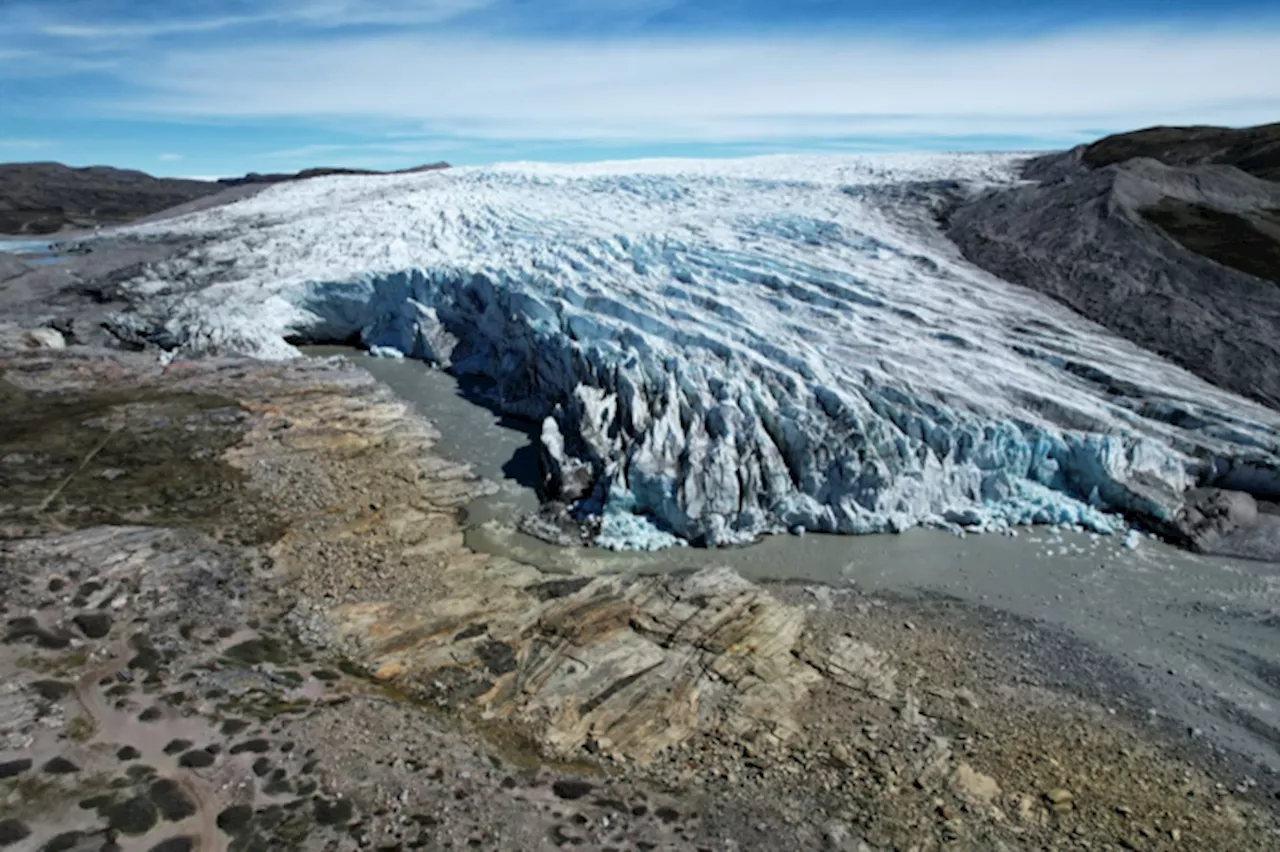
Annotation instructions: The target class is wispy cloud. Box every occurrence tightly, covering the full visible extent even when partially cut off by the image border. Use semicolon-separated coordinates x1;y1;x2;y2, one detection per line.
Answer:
111;27;1280;145
3;1;1279;170
16;0;493;42
41;17;266;39
274;0;494;27
0;137;53;150
159;152;184;161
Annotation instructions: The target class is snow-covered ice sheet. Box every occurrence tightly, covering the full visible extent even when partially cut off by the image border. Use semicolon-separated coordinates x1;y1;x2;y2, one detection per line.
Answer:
115;154;1280;548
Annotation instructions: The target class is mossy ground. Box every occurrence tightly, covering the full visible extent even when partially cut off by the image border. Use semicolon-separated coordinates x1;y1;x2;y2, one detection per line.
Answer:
1142;200;1280;286
0;380;279;543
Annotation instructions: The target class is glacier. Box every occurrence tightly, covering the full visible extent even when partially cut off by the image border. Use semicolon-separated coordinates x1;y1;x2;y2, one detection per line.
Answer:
110;154;1280;549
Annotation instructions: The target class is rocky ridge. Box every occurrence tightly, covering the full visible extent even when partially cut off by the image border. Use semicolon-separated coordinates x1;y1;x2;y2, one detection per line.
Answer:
946;124;1280;411
0;161;451;236
1077;122;1280;181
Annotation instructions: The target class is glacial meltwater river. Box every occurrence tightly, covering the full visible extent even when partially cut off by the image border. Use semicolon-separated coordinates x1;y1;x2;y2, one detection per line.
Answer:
306;346;1280;779
0;238;59;254
0;237;73;266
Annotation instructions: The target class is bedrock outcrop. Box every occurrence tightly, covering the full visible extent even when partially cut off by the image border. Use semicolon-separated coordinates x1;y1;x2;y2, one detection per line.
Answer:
4;345;1279;851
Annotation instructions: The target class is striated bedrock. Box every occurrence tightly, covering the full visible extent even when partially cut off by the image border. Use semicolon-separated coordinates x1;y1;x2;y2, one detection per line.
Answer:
104;155;1280;549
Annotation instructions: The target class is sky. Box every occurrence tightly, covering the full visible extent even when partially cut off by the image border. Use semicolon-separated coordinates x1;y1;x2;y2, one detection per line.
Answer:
1;0;1278;177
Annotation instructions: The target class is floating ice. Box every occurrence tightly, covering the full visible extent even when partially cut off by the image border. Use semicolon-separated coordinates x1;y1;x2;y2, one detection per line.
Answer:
113;154;1280;548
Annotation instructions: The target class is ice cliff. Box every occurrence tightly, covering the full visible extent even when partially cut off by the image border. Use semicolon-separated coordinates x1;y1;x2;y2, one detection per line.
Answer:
113;154;1280;548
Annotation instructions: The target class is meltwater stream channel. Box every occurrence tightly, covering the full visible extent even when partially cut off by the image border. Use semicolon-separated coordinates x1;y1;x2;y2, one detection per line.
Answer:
0;237;71;266
306;346;1280;779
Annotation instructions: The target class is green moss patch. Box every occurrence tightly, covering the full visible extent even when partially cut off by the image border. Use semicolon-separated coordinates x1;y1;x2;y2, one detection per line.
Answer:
150;778;197;822
0;383;279;543
223;637;289;666
106;796;159;835
217;805;254;835
1142;200;1280;286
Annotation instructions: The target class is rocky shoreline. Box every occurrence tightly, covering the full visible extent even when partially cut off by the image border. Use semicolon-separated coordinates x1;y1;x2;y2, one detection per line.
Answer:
3;347;1278;851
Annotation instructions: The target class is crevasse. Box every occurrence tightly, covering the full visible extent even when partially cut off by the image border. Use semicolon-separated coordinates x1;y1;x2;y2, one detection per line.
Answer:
118;155;1280;549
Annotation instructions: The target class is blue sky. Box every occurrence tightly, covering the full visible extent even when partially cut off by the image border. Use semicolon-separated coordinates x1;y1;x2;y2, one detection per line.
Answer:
2;0;1278;177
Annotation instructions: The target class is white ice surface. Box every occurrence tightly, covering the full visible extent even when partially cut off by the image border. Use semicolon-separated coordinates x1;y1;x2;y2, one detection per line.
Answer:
116;154;1280;548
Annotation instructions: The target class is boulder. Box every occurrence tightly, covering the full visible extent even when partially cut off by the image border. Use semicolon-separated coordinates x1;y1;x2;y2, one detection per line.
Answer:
1170;488;1280;561
21;328;66;349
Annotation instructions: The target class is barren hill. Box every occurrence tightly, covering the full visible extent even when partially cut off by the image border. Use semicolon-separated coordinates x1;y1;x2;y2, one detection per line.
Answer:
0;160;450;235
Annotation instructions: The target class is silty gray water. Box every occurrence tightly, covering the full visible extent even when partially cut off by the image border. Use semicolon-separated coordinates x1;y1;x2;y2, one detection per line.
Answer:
0;238;59;254
308;347;1280;778
0;236;73;265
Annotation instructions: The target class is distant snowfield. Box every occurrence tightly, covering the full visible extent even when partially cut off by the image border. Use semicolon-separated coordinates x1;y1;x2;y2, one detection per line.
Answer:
118;154;1280;548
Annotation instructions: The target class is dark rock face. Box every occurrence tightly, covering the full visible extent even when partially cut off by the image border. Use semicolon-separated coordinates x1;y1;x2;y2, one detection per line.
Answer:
214;161;449;188
1078;122;1280;181
0;161;450;235
946;152;1280;411
1166;488;1280;561
0;163;220;235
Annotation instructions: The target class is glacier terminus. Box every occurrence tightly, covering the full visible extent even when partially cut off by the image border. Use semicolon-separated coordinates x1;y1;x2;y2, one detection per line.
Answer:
109;154;1280;550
